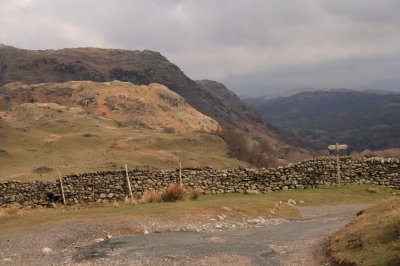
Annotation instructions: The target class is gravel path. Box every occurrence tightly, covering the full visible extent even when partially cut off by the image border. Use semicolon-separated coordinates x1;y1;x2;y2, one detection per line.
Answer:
0;204;368;266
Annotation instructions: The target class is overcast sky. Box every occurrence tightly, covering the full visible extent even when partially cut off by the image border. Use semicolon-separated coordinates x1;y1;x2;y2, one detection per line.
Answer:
1;0;400;96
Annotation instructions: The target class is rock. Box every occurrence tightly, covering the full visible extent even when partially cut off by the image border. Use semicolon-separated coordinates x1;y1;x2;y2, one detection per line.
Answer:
366;188;378;193
41;247;53;256
95;238;105;243
99;193;107;199
2;258;12;262
247;217;266;225
143;230;149;235
245;189;259;195
287;199;296;205
106;234;112;240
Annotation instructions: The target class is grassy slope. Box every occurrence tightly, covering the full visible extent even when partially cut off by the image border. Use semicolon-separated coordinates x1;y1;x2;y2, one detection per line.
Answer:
0;81;249;181
327;197;400;266
0;115;247;181
0;185;397;236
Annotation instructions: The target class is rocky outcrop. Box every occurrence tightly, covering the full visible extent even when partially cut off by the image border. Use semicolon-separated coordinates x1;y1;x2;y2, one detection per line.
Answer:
0;81;220;133
0;156;398;207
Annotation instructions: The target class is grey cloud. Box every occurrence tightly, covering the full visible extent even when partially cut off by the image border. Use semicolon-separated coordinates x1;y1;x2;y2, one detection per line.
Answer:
1;0;400;96
322;0;400;24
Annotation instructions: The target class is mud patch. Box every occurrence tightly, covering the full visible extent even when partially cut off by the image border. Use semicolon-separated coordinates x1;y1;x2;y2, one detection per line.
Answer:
0;149;9;157
33;166;53;174
201;236;225;243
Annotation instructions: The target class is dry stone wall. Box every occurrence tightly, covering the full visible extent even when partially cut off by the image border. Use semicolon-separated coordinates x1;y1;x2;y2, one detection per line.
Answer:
1;156;399;207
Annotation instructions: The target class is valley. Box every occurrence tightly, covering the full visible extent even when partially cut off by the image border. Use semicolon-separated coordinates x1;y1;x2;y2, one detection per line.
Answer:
250;89;400;154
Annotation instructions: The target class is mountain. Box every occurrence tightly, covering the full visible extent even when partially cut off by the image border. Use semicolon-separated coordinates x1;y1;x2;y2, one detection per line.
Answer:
250;89;400;152
356;78;400;93
0;45;312;165
0;81;247;180
195;80;264;125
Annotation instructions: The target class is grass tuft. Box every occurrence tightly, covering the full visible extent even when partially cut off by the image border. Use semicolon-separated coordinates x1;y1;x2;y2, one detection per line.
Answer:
123;196;138;205
188;187;204;201
140;190;162;203
0;203;23;217
161;183;187;202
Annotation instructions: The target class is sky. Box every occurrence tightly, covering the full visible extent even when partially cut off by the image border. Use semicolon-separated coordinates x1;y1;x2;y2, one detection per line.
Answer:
1;0;400;96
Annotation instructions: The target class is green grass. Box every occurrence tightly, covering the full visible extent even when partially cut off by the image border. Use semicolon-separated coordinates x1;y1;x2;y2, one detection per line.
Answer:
0;185;397;237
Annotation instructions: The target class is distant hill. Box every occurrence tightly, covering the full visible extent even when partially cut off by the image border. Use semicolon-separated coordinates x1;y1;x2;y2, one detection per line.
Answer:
356;78;400;93
250;89;400;152
0;45;312;165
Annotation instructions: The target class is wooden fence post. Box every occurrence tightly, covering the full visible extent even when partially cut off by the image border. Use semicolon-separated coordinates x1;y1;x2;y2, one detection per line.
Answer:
58;172;66;205
336;144;341;187
179;162;182;187
125;164;134;201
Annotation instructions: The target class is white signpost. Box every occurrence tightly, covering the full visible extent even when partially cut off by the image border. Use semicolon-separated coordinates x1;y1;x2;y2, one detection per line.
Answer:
328;143;348;187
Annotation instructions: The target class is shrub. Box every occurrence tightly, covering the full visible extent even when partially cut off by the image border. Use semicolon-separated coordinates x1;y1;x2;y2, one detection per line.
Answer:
161;183;187;202
216;124;275;167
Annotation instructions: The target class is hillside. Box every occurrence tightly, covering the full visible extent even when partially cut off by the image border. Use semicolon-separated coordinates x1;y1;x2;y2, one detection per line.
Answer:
250;89;400;152
0;81;219;133
0;81;248;180
0;45;312;164
195;80;260;123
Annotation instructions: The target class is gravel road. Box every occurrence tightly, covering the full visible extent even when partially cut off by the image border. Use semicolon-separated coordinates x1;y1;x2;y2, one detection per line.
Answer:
0;204;368;266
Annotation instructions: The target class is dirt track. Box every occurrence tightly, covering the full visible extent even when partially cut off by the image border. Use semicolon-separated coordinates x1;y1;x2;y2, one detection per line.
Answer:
0;204;368;266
